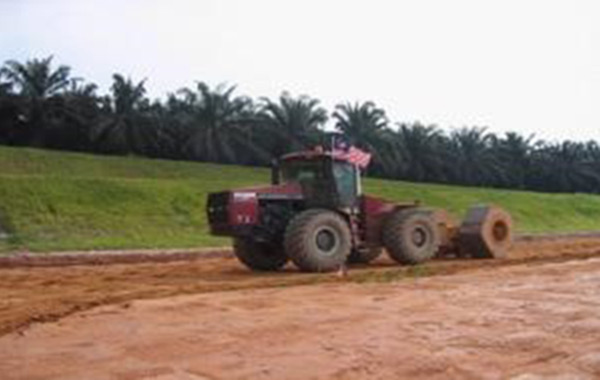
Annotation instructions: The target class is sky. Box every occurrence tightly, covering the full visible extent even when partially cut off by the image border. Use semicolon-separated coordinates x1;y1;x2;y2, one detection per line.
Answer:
1;0;599;142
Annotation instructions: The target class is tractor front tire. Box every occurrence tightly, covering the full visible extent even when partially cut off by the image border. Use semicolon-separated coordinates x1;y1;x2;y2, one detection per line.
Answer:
383;208;440;265
233;238;288;271
347;247;383;264
284;209;352;272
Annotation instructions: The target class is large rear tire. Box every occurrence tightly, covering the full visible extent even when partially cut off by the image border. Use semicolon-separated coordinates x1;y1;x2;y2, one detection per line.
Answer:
383;208;440;265
284;209;352;272
233;238;288;271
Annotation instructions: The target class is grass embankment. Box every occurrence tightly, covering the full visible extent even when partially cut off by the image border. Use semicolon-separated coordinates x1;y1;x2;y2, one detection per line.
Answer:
1;146;600;253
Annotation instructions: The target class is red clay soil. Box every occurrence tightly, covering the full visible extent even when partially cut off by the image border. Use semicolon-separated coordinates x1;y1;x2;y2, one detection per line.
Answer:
0;237;600;379
2;236;600;337
1;255;600;379
0;247;230;268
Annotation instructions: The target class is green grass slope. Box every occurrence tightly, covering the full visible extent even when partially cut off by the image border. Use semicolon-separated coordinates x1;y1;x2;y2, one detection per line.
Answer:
1;146;600;253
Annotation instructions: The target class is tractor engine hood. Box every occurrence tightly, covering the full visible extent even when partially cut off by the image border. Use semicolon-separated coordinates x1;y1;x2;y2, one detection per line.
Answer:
232;183;304;201
207;183;304;236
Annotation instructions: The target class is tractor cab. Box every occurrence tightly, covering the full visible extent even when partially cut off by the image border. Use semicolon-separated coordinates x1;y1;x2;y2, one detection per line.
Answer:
274;149;361;210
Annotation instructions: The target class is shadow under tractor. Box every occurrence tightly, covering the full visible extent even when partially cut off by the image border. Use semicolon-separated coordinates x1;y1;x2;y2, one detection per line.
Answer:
207;148;513;272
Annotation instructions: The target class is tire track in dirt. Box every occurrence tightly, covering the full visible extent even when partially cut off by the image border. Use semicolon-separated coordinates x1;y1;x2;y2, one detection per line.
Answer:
1;235;600;337
3;232;600;269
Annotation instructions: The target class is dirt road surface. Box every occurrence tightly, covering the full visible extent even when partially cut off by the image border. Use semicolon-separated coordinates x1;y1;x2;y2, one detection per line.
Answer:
1;237;600;379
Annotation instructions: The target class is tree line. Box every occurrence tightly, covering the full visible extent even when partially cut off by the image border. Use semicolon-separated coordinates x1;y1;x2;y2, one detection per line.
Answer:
1;56;599;193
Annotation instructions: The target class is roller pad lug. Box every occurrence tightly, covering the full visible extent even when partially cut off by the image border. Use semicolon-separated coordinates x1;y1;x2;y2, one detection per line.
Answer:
459;205;513;259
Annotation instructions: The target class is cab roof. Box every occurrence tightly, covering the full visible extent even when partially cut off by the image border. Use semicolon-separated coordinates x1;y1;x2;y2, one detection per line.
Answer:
280;149;351;163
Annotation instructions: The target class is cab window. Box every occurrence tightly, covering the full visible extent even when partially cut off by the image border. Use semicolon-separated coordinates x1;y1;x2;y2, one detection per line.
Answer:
281;160;324;184
333;162;357;205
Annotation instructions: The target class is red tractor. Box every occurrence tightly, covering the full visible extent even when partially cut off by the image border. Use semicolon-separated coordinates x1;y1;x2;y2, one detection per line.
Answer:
207;148;513;272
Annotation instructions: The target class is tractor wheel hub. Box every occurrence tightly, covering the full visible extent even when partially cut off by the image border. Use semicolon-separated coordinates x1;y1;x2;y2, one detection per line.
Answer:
315;228;338;253
411;228;427;247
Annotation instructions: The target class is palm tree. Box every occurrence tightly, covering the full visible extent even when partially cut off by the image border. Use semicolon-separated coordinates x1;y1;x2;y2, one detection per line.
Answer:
0;56;71;145
0;81;20;144
529;141;600;192
333;101;387;143
448;127;503;186
389;123;447;182
175;82;267;164
92;74;153;154
0;81;12;96
332;101;393;175
0;56;70;98
491;132;534;189
49;78;102;151
258;92;328;157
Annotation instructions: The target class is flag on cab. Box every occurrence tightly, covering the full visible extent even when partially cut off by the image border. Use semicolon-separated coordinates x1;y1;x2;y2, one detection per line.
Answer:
330;134;372;169
344;146;372;168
